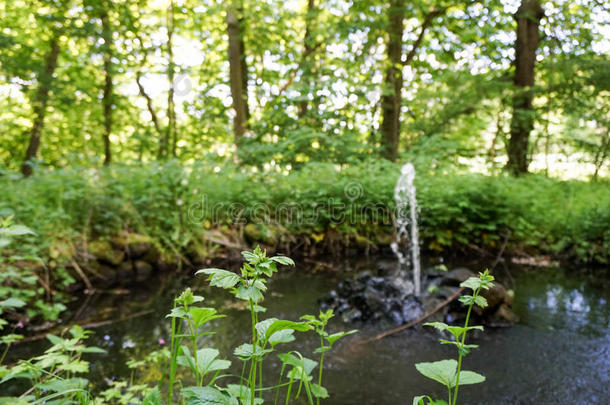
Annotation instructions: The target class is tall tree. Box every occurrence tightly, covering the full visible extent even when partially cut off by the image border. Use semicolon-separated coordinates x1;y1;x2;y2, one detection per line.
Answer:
379;2;446;161
379;0;404;161
506;0;544;175
227;3;249;142
100;5;114;166
21;34;61;177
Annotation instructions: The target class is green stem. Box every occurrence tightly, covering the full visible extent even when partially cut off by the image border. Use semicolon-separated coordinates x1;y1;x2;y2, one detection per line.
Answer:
249;299;257;405
316;335;324;405
452;288;478;405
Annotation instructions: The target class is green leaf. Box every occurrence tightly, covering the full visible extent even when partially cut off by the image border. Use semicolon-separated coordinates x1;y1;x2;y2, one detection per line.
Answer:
0;225;35;237
196;268;241;289
415;359;458;388
190;307;224;328
233;344;272;360
325;330;357;346
0;298;26;308
143;387;162;405
225;384;263;405
235;285;264;303
263;320;310;342
182;386;238;405
195;348;231;376
415;360;485;388
311;383;328;399
270;256;295;266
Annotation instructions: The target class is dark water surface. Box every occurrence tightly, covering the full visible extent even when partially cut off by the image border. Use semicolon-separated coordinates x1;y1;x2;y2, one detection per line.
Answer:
6;256;610;404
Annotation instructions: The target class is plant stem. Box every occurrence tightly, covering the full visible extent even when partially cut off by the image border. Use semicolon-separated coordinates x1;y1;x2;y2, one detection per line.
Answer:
451;287;478;405
316;335;324;405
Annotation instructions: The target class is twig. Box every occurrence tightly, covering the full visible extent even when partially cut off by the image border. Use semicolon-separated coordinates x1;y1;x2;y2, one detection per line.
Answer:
70;259;94;292
363;287;465;342
491;230;511;271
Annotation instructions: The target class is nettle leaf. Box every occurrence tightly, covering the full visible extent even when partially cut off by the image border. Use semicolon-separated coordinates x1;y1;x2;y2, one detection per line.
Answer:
270;256;295;266
166;307;188;319
456;370;486;386
190;307;224;328
182;386;238;405
234;344;272;360
415;359;485;388
235;285;264;303
196;269;241;289
0;225;35;237
269;329;296;346
36;377;88;393
225;384;263;405
142;386;162;405
415;359;457;388
0;298;26;308
474;295;488;308
278;353;317;381
311;383;329;399
325;330;357;346
241;251;258;263
196;348;231;376
264;320;310;342
459;277;480;291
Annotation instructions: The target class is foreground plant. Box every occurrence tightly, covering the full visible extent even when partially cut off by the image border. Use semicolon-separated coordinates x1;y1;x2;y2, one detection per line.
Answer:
413;270;494;405
160;246;356;404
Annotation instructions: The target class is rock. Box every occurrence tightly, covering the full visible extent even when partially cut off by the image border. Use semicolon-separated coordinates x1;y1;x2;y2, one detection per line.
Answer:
389;277;414;297
401;296;424;324
244;223;278;246
110;232;153;259
363;285;385;313
441;268;476;287
134;260;153;279
490;303;519;325
88;240;125;266
341;308;362;323
482;283;508;310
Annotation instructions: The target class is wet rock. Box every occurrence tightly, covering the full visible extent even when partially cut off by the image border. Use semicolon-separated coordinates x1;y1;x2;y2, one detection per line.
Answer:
401;296;424;324
244;223;278;246
110;232;153;259
363;285;385;313
89;240;124;266
134;260;153;280
482;283;508;310
389;310;404;325
390;277;414;297
341;308;362;323
489;303;519;326
441;268;476;287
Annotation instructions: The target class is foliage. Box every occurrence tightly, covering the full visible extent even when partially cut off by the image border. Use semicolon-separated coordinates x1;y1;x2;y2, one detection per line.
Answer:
0;325;105;404
414;270;494;405
0;249;356;403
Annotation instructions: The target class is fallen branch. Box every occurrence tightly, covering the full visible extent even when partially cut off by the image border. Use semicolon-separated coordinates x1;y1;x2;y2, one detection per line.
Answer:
364;287;465;342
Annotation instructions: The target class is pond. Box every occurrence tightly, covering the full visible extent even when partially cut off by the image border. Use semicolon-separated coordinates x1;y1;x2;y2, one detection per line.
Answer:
5;255;610;404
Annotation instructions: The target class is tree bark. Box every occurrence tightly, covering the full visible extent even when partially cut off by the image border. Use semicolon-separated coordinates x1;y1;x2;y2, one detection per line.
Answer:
507;0;544;175
298;0;316;119
161;0;176;159
227;6;249;142
379;0;404;162
101;9;113;166
21;35;60;177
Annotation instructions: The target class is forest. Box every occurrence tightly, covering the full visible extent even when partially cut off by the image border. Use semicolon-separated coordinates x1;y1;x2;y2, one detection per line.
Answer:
0;0;608;404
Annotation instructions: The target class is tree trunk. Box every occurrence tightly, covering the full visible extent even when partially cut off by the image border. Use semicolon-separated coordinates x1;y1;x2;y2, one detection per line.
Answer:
161;0;176;159
507;0;544;175
227;6;249;142
101;9;113;166
21;35;60;177
298;0;315;119
379;0;404;161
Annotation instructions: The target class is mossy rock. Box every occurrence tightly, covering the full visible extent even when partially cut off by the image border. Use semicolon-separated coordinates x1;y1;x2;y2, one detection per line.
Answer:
110;232;153;258
88;239;125;266
244;223;278;246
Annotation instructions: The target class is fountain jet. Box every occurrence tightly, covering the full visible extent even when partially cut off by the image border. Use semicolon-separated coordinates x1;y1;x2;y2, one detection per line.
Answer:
391;162;421;296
